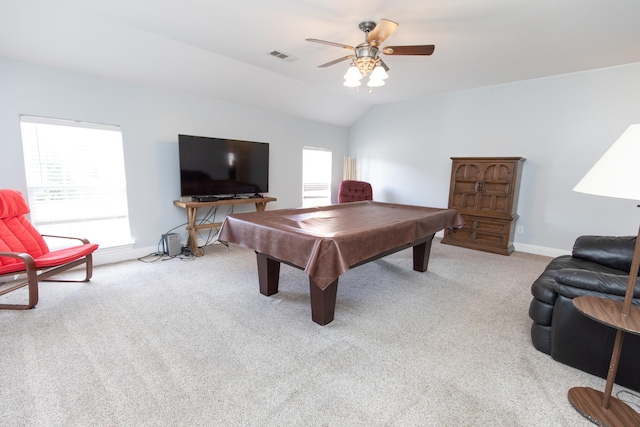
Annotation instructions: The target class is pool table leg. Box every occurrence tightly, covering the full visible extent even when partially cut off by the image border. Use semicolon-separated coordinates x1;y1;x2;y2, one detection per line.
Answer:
256;252;280;296
309;278;338;326
413;233;435;272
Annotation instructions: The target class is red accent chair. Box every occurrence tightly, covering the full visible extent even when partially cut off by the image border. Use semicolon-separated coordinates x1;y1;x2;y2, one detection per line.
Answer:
0;189;99;309
338;180;373;203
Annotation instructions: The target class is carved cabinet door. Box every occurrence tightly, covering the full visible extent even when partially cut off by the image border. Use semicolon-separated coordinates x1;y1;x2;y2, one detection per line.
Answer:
476;161;516;217
449;161;483;211
448;157;522;219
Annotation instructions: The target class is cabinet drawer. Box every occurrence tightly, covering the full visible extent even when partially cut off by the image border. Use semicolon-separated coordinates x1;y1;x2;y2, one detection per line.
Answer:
460;215;511;234
444;227;508;248
441;215;515;255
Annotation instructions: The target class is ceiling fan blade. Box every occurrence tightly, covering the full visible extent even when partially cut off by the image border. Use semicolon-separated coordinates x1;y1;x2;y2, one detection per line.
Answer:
318;55;354;68
366;19;399;46
306;38;354;50
378;58;390;72
382;45;435;56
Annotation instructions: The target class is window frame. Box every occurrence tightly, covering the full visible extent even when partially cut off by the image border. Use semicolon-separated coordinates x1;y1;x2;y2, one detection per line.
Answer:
19;115;132;248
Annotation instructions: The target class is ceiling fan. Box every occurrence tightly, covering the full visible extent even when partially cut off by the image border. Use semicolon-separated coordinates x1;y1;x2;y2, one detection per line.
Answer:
306;19;434;89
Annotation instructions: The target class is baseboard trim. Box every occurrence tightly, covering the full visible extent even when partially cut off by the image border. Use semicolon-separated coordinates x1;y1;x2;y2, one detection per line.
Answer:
513;242;570;258
94;245;158;266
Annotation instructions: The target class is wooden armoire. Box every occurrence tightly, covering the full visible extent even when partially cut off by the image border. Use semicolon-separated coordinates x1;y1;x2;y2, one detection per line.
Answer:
441;157;525;255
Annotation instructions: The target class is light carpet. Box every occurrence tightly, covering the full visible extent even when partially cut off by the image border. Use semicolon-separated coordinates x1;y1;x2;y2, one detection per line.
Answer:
1;239;637;426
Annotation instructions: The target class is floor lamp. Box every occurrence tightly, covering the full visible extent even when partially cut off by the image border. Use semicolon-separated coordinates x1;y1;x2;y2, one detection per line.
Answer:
570;124;640;426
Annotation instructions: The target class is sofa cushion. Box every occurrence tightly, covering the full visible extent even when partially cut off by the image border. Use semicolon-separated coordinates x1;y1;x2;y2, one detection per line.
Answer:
0;189;31;218
572;235;636;273
0;243;99;275
553;269;640;300
34;244;99;268
529;254;625;305
0;216;50;269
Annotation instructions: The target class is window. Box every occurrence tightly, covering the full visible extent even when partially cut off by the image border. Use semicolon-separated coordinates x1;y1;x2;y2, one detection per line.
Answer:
302;147;332;207
20;116;132;248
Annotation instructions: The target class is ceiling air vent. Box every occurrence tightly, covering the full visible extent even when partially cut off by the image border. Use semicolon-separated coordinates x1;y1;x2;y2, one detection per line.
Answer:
269;50;298;62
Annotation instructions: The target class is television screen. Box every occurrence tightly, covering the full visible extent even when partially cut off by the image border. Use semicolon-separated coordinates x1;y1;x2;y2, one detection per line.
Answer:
178;134;269;197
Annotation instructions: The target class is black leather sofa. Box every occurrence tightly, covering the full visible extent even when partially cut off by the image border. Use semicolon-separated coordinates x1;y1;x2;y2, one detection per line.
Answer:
529;235;640;392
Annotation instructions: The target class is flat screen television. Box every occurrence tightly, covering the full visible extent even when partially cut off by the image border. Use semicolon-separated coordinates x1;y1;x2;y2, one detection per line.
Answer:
178;134;269;198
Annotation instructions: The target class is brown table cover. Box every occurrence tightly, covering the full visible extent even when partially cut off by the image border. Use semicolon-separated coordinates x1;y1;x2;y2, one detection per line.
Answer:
218;201;464;289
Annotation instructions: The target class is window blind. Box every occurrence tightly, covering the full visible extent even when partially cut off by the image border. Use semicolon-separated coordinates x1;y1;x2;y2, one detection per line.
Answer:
20;115;131;246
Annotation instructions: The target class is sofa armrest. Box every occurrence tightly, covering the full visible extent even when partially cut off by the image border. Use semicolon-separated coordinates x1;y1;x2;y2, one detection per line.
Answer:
572;235;636;272
553;268;640;299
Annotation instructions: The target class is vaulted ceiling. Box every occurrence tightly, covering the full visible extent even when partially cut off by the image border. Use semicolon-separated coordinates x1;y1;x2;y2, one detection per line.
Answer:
1;0;640;126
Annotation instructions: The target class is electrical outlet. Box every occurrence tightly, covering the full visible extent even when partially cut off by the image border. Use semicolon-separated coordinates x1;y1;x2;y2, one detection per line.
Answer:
517;226;524;234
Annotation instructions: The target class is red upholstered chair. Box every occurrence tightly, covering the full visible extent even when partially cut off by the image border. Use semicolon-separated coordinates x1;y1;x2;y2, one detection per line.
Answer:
338;180;373;203
0;189;99;309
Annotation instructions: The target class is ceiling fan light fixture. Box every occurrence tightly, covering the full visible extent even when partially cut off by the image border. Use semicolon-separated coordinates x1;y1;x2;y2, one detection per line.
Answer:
370;65;389;80
343;65;363;80
353;57;377;77
367;78;385;88
343;78;362;88
307;18;434;93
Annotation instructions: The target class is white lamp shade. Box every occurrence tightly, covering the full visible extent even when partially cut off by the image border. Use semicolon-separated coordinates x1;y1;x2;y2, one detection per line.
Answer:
343;66;363;80
370;66;389;80
573;124;640;200
343;78;362;88
367;78;385;87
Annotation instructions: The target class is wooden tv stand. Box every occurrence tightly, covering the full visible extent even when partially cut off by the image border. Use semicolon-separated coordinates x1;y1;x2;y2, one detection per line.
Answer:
173;197;277;256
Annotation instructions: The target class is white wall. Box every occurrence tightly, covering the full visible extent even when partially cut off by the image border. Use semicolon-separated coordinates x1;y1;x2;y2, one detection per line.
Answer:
349;62;640;256
4;56;640;261
0;57;348;263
